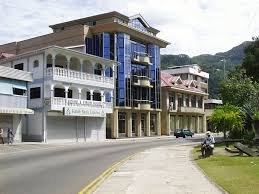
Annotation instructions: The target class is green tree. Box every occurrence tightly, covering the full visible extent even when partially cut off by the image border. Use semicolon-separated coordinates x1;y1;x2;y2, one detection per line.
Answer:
219;69;258;107
242;37;259;82
211;104;245;142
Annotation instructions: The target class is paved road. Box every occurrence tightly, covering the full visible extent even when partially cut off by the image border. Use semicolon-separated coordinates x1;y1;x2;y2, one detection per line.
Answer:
0;136;206;194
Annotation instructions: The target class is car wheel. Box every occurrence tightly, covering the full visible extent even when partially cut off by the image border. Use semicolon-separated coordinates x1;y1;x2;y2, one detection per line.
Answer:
191;135;193;137
176;136;179;138
183;135;186;138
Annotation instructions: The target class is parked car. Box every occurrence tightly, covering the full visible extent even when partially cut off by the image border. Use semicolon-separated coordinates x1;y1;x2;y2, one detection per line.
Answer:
174;128;194;138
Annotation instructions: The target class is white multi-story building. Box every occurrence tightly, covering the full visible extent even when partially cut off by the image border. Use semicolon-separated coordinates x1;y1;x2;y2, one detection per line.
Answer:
0;46;116;143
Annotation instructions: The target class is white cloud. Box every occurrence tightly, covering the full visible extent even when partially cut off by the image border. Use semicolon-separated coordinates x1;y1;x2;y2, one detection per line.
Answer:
0;0;259;56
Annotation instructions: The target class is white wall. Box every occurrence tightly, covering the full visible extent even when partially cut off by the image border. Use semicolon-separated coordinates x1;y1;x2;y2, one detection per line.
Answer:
12;115;22;142
28;54;44;80
28;83;43;108
27;111;43;141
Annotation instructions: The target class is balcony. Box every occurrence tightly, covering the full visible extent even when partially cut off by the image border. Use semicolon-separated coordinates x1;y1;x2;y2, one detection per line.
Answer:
131;52;151;65
0;94;27;109
133;100;151;110
133;75;152;87
178;106;204;114
49;97;113;114
45;67;114;89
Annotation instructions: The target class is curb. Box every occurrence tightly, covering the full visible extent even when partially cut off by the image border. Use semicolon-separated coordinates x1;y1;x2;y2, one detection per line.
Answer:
190;148;229;194
78;152;139;194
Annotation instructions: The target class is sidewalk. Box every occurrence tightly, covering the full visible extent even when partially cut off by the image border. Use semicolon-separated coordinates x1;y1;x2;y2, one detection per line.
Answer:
94;144;223;194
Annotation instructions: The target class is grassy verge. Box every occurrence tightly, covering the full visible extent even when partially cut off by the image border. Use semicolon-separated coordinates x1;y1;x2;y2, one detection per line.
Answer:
193;145;259;194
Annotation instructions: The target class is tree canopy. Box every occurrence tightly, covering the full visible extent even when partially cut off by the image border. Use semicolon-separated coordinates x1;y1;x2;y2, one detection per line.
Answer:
219;69;258;107
211;104;245;139
242;37;259;82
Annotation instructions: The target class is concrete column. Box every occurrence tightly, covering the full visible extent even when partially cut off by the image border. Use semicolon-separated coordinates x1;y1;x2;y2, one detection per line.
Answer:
203;115;207;133
101;91;104;102
126;112;132;137
111;109;119;138
90;90;93;101
146;112;151;136
156;112;161;136
52;56;56;68
80;59;83;72
50;85;54;98
102;64;106;77
76;117;78;143
64;86;69;99
136;112;142;137
189;96;192;107
183;94;186;107
42;108;47;143
196;96;198;108
67;56;71;70
175;94;178;111
196;116;200;133
189;116;193;130
183;115;188;129
78;88;82;100
176;115;180;129
202;96;205;111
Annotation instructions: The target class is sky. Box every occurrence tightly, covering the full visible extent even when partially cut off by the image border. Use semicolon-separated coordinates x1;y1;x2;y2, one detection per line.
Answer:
0;0;259;56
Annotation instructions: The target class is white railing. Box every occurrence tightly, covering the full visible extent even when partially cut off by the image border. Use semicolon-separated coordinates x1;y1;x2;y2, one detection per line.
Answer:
45;67;114;85
50;97;113;109
0;94;27;108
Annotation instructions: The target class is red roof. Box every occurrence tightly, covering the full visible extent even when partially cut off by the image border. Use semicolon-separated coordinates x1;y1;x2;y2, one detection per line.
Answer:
161;72;206;94
0;53;15;60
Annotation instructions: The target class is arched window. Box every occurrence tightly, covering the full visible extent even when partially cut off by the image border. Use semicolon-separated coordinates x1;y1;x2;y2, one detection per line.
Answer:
94;63;103;75
33;60;39;68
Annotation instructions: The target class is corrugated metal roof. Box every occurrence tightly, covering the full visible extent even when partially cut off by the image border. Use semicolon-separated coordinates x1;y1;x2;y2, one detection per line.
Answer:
0;66;33;82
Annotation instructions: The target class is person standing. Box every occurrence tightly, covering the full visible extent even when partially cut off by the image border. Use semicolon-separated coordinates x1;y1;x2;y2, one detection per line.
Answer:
7;128;13;144
0;128;4;144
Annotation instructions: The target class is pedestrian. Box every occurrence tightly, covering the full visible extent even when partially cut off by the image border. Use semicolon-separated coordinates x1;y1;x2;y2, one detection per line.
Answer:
0;128;4;144
7;128;13;144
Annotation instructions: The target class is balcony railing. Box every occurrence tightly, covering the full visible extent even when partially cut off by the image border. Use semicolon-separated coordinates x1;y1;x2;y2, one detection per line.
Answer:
131;52;151;65
0;94;27;109
49;97;113;113
133;99;151;110
45;67;114;88
132;75;152;87
178;106;204;114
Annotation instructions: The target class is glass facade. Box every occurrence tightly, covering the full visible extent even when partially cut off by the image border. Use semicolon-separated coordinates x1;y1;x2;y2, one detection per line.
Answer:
85;31;161;110
149;44;161;109
129;18;148;33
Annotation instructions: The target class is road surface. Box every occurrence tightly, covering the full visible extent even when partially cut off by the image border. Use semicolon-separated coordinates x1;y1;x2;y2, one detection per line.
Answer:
0;136;206;194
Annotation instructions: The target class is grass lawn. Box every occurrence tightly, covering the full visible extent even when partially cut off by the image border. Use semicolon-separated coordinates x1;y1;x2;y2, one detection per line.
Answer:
193;145;259;194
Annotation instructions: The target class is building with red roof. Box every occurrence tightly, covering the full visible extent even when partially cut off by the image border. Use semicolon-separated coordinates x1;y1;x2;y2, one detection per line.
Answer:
161;70;208;135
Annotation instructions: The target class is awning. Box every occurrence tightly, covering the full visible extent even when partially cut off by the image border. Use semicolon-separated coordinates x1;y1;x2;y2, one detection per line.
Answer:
0;107;34;115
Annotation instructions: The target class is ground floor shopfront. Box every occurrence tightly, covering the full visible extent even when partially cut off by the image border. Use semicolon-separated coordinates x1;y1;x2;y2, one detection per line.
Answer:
0;114;25;143
25;110;106;142
161;112;206;135
108;108;161;138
